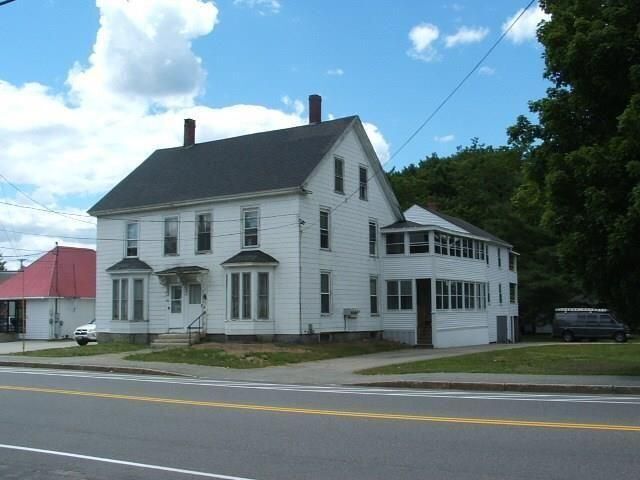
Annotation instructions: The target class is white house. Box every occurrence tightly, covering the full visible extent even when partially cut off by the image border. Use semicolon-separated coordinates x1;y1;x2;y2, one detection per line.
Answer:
89;95;518;347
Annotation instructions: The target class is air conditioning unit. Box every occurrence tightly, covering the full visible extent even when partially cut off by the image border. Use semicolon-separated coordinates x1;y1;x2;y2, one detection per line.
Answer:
343;308;360;319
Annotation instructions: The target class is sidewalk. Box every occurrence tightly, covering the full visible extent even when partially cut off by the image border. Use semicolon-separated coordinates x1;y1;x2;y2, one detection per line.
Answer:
2;342;640;394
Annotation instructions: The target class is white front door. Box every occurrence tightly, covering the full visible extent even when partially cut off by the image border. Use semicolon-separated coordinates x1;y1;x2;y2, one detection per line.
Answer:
169;285;184;330
186;284;203;326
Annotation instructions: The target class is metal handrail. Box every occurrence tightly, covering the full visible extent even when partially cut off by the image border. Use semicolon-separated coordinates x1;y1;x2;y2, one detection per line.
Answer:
186;311;206;346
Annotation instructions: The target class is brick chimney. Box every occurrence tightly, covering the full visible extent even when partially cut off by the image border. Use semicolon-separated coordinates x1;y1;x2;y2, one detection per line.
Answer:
183;118;196;147
309;94;321;124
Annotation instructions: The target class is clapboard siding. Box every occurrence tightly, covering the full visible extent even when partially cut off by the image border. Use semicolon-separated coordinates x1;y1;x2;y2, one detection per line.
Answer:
300;127;399;334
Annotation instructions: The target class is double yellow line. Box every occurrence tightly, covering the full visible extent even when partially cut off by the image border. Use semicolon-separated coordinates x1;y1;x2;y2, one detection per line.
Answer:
1;384;639;432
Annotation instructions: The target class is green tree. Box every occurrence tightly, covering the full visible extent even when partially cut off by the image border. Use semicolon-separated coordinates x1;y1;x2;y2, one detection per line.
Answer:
513;0;640;326
0;253;5;272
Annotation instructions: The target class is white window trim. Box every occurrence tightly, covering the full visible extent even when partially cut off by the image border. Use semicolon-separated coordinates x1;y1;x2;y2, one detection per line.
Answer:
320;207;331;251
320;271;332;315
369;219;378;257
334;156;345;194
226;270;273;322
241;206;260;249
125;221;139;258
385;232;406;255
358;165;368;201
195;211;213;255
163;216;180;257
112;276;148;322
386;279;413;311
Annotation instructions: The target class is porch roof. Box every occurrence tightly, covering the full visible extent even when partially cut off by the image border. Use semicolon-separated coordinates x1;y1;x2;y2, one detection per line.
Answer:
106;258;153;272
221;250;279;266
155;266;209;276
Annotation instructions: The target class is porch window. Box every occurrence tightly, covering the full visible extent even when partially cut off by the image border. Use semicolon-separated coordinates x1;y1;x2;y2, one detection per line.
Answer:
231;273;240;319
434;232;448;255
451;281;463;309
258;273;269;319
387;280;412;311
242;208;259;248
242;272;251;319
435;280;449;310
196;213;212;253
510;283;517;304
385;233;404;255
449;236;461;257
334;157;344;193
170;285;182;314
164;217;179;256
462;238;472;258
133;279;144;321
126;222;139;257
409;231;429;254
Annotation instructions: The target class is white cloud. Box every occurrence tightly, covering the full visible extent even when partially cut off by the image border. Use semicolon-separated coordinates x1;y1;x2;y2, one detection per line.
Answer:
445;26;489;48
478;65;496;76
502;4;550;44
407;23;440;62
363;123;391;164
0;0;392;260
234;0;281;15
434;134;455;143
327;68;344;76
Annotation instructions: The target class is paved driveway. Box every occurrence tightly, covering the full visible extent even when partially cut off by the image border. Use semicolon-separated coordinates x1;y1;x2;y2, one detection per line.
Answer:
0;340;78;355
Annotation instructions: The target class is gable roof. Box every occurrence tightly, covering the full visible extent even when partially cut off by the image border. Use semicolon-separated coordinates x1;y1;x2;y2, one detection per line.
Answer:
89;116;358;215
0;247;96;299
393;204;512;247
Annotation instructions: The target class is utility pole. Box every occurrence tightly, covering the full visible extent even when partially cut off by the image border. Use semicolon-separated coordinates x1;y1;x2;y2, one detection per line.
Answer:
19;258;25;353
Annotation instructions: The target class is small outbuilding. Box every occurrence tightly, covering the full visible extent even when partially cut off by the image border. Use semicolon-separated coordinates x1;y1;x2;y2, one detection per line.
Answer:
0;246;96;340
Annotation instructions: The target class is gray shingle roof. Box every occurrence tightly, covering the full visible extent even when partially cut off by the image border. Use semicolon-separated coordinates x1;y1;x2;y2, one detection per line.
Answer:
381;220;423;229
222;250;279;265
155;266;209;275
106;258;153;272
426;207;511;246
89;116;357;214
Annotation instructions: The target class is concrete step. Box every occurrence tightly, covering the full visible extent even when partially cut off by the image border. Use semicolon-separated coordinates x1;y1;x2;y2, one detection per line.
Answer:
150;332;202;349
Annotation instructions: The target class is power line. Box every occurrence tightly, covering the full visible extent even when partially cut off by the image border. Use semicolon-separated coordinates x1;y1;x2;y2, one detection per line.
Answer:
0;0;18;7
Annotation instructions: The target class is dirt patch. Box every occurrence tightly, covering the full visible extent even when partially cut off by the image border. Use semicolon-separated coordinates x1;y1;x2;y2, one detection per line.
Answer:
192;342;309;354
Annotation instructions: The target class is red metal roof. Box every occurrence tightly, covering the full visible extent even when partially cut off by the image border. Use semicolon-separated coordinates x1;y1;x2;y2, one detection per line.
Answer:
0;247;96;299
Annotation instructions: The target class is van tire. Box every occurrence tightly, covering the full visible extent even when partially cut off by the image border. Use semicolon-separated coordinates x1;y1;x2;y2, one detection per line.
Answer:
614;332;627;343
76;339;89;346
562;331;574;342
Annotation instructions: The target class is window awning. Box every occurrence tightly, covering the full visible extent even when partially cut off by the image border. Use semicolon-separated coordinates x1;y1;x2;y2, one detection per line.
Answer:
221;250;279;267
106;258;153;272
155;266;209;276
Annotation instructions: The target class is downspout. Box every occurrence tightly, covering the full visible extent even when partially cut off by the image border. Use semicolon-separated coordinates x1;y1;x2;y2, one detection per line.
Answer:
298;214;303;336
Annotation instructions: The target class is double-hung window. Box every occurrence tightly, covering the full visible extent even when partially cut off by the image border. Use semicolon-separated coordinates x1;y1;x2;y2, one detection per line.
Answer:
164;217;179;255
509;252;517;271
499;284;503;304
242;208;259;248
409;231;429;254
113;278;145;321
370;277;379;315
449;236;461;257
387;280;412;310
334;157;344;193
435;232;448;255
231;274;240;319
369;221;378;256
242;273;251;318
196;213;212;253
112;280;121;320
133;279;144;321
509;283;517;304
435;280;449;310
359;166;368;200
497;247;502;268
126;222;138;257
320;209;330;250
385;233;404;255
258;273;269;320
320;272;331;314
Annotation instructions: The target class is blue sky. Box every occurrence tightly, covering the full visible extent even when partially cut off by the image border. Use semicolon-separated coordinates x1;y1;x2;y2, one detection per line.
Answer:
0;0;549;267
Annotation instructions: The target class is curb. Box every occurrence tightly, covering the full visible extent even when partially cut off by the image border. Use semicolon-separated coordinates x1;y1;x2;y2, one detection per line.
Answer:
353;381;640;395
0;360;190;378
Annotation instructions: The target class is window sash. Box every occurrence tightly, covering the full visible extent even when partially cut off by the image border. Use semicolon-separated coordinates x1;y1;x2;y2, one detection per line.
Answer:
359;166;367;200
334;157;344;193
509;283;517;304
370;277;378;314
385;233;405;255
120;279;129;320
409;231;429;254
126;222;138;257
196;213;212;253
434;232;448;255
164;217;179;255
242;273;251;319
231;274;240;319
387;280;412;310
320;272;331;314
369;221;377;256
449;236;461;257
242;208;259;247
258;273;269;319
170;285;182;314
320;210;330;249
112;279;120;320
499;283;503;304
133;279;144;321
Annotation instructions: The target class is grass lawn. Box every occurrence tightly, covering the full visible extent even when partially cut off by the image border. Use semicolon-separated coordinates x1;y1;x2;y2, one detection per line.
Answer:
359;343;640;376
125;340;404;369
17;343;146;357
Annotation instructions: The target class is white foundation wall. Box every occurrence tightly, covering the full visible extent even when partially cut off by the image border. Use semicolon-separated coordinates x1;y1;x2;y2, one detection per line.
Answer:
300;127;399;335
95;193;301;336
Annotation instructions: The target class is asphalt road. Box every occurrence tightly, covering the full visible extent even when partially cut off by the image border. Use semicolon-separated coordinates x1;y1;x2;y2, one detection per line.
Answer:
0;367;638;480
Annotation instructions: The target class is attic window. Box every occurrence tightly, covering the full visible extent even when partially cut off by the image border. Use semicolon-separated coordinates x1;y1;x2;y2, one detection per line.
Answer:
359;166;368;200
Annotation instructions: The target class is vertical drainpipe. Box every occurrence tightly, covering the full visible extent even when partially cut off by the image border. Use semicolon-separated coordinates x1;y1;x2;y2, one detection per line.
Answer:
298;212;303;336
